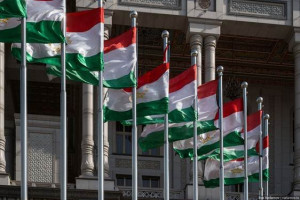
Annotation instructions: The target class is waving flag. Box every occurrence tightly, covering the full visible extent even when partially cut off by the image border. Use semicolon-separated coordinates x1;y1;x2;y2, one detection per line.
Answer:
203;136;269;188
0;0;64;43
104;63;169;122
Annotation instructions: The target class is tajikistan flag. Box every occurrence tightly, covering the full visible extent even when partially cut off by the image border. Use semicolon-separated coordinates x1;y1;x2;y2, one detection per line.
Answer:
173;98;244;158
203;136;269;188
104;63;169;122
138;80;218;152
0;0;26;18
0;0;64;43
198;110;263;161
123;65;197;125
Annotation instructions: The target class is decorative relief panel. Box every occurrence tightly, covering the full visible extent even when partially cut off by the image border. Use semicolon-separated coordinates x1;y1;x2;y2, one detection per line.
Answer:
228;0;286;19
28;133;53;183
115;158;160;170
119;0;181;10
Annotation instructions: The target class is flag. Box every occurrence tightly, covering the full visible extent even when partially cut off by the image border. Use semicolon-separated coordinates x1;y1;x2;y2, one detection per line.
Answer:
123;65;197;125
104;63;169;122
173;98;244;158
0;0;64;43
11;25;137;87
138;80;218;152
203;136;269;188
0;0;26;18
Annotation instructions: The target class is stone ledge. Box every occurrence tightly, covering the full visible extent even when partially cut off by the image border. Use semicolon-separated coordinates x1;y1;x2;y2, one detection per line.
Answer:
118;0;181;10
76;176;118;191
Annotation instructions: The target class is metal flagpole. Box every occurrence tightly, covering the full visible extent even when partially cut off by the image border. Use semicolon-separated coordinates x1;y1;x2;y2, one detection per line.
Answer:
256;97;263;198
217;66;224;200
98;1;104;200
191;50;198;200
20;10;27;200
130;10;138;200
162;30;169;200
264;114;270;198
60;0;67;199
241;82;248;200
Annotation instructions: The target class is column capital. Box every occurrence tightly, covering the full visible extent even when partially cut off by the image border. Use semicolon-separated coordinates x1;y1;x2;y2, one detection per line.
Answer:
186;18;221;43
189;34;203;49
288;28;300;53
104;10;114;39
204;35;217;48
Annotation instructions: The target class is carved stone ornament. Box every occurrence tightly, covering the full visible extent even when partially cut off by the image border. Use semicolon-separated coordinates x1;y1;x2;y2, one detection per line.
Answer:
228;0;287;20
119;0;181;10
198;0;211;10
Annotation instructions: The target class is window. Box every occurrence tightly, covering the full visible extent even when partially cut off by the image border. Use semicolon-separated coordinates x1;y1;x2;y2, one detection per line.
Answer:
116;174;132;187
142;148;160;156
115;122;132;155
142;176;160;188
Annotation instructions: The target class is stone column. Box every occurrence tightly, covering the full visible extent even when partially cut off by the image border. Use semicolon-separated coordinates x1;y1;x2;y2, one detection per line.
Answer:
190;34;203;85
81;84;94;177
204;36;217;82
293;43;300;192
0;43;5;174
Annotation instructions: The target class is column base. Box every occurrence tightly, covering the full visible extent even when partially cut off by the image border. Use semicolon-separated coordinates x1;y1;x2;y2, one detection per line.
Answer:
0;173;10;185
185;184;219;200
76;176;118;191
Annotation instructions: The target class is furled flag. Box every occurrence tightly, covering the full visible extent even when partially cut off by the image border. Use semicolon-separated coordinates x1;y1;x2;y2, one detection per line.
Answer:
11;24;137;88
0;0;26;18
104;63;169;122
203;136;269;188
173;98;244;158
198;110;262;161
123;65;197;125
0;0;64;43
138;80;218;152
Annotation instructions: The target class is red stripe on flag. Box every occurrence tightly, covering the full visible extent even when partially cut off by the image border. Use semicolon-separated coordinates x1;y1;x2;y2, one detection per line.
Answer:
67;8;104;32
197;80;218;99
104;28;136;53
215;98;243;120
255;136;269;153
124;63;169;92
169;65;196;93
246;110;262;132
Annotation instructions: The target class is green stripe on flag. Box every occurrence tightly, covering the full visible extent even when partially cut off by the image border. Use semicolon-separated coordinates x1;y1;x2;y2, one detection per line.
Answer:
0;0;26;18
138;120;216;152
203;169;269;188
104;97;169;122
104;71;136;89
0;21;63;43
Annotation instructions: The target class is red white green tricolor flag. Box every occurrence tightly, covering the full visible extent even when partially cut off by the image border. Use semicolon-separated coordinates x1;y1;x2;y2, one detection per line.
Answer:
123;65;197;125
104;63;169;122
138;80;218;152
203;136;269;188
0;0;64;43
0;0;26;18
11;20;137;88
173;98;244;158
195;110;262;161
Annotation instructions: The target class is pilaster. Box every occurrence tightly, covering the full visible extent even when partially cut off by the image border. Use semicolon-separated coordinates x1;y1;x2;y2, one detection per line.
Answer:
204;35;217;82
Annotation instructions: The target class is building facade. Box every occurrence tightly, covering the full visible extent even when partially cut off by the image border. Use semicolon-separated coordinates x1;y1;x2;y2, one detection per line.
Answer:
0;0;298;199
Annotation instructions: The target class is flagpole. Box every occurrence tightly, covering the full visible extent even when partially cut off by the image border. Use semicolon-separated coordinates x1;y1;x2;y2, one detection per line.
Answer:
256;97;264;198
60;0;67;199
98;1;104;200
191;50;198;200
130;10;138;200
217;66;224;200
241;82;248;200
20;11;28;200
162;30;170;200
264;114;270;198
